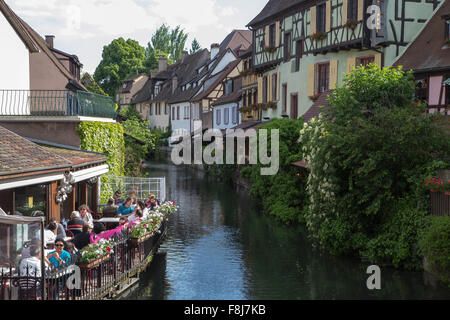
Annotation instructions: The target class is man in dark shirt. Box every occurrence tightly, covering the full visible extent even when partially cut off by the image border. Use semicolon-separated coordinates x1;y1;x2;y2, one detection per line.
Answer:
113;190;125;207
72;223;93;251
67;211;85;236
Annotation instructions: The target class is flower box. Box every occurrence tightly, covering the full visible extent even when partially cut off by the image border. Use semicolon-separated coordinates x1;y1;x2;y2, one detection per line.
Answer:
130;232;153;247
311;31;327;41
343;19;357;30
79;254;111;270
444;39;450;46
264;46;276;54
309;93;321;102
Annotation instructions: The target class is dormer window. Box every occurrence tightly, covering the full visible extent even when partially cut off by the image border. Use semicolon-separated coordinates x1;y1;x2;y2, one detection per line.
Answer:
224;79;233;95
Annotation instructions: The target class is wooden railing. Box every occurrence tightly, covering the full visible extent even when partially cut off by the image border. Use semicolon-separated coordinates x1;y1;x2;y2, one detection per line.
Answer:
430;191;450;216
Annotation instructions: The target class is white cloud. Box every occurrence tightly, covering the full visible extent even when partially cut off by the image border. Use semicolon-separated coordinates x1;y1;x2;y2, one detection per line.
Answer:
6;0;267;73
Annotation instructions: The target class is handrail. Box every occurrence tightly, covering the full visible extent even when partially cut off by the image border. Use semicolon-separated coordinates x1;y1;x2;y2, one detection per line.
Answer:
0;90;116;118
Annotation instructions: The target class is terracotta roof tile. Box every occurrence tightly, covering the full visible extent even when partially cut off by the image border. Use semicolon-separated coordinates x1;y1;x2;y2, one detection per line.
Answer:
0;126;72;177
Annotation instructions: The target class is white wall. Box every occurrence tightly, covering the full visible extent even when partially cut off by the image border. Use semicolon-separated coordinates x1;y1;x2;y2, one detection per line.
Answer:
170;101;191;138
0;12;30;90
213;101;241;131
211;50;236;76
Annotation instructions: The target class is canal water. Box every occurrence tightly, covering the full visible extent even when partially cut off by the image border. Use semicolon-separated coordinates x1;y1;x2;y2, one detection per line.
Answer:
128;160;450;300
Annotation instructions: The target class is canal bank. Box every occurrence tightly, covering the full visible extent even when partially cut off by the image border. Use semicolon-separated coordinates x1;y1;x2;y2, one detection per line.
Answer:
126;160;450;300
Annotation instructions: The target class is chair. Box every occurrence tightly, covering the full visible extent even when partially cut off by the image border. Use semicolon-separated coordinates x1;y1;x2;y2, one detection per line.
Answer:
65;230;74;240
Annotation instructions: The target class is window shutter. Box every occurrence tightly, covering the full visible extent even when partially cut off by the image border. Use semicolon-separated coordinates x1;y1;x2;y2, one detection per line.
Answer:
330;60;339;89
346;57;356;74
275;21;280;46
307;64;316;97
342;0;348;25
276;72;280;101
268;74;273;102
374;53;382;68
357;0;363;21
265;26;270;46
310;6;317;35
326;1;332;32
257;76;263;103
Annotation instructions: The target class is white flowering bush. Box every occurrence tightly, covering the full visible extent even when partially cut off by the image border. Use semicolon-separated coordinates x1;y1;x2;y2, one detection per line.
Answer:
131;201;178;238
80;238;115;264
299;117;339;241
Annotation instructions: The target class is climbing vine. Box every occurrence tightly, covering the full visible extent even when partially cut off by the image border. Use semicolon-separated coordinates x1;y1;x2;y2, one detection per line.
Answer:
77;121;125;203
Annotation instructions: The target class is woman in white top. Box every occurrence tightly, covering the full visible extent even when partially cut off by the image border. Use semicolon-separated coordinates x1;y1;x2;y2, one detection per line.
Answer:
79;204;93;224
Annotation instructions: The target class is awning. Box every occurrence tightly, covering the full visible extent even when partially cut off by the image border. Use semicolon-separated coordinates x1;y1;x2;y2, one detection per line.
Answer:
291;160;310;168
0;214;44;225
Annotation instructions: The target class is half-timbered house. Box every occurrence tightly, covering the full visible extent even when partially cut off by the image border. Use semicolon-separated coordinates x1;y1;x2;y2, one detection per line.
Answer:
247;0;443;121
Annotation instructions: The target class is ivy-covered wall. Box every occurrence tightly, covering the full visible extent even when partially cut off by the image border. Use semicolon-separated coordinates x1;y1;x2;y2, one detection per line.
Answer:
77;122;125;203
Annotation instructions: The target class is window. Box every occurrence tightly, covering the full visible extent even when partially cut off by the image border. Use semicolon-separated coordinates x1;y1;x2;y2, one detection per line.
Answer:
272;73;277;101
165;104;169;115
172;106;175;120
295;40;303;72
415;79;429;103
15;184;48;216
263;76;268;103
184;106;190;120
445;74;450;106
357;56;375;67
224;79;233;95
284;32;292;61
269;24;276;47
149;105;153;116
177;106;180;120
232;106;237;124
224;108;229;125
348;0;358;21
317;4;327;33
253;89;257;105
282;83;287;114
317;63;330;93
243;92;247;107
216;109;221;125
446;19;450;40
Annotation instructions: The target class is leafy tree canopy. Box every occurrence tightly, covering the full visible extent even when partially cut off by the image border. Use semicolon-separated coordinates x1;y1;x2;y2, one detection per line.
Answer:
190;38;201;54
94;37;147;97
145;24;188;66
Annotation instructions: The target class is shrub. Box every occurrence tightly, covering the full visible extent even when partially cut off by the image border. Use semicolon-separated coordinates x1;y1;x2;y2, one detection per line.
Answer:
299;64;450;266
419;215;450;285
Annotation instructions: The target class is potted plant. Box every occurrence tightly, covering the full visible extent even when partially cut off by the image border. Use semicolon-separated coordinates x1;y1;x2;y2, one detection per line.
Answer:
343;19;357;30
309;93;321;102
444;39;450;46
264;45;277;54
425;176;447;193
311;31;327;41
267;101;277;110
79;239;114;269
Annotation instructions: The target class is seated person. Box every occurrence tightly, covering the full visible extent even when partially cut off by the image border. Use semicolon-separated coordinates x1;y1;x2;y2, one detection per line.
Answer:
73;223;93;251
147;195;160;211
67;211;85;236
117;197;135;217
46;239;71;269
127;208;144;223
79;205;93;224
113;190;125;207
19;246;49;294
102;198;118;217
93;222;106;235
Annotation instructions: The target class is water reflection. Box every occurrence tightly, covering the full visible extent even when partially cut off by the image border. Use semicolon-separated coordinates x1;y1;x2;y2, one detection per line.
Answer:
129;161;450;300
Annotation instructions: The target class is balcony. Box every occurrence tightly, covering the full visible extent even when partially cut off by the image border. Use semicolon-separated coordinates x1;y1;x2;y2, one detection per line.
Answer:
0;90;116;119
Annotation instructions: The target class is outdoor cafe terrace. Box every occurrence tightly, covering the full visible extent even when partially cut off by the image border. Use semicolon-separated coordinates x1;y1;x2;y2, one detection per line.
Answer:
0;201;178;300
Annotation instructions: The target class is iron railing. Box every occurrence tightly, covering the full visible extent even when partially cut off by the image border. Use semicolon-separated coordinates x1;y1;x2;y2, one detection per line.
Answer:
0;90;116;118
0;219;167;300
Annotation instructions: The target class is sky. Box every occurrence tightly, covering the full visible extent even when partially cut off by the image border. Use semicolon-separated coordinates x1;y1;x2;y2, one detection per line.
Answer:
7;0;268;74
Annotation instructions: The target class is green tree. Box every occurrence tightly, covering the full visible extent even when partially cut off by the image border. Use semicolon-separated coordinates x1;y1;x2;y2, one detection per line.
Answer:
145;24;188;65
81;72;107;96
94;38;147;97
299;64;450;268
190;38;201;54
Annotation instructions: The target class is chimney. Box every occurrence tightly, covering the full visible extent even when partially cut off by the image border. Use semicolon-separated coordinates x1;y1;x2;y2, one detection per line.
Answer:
181;50;188;61
158;57;168;72
172;76;178;94
210;43;220;60
45;35;55;49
